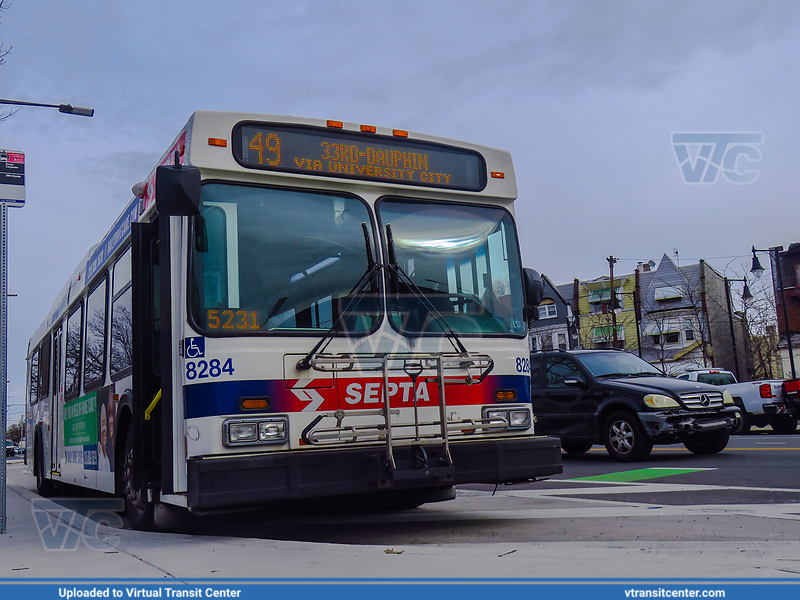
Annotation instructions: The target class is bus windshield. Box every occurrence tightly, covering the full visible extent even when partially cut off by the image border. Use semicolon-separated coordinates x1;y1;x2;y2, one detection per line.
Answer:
378;198;525;336
190;183;377;334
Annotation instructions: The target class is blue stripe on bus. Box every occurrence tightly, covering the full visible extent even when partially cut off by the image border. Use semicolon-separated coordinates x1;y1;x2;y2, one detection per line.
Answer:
184;379;286;419
183;374;532;420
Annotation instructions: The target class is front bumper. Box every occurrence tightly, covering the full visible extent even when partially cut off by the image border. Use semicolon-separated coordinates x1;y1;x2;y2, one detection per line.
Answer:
638;407;740;441
186;436;563;510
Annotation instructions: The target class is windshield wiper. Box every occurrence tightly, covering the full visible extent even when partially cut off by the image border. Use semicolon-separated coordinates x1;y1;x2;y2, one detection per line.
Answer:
385;224;468;355
596;372;636;378
296;222;381;371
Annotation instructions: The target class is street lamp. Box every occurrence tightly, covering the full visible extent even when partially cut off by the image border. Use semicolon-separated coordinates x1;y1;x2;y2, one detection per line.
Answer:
751;246;796;379
0;97;94;535
0;98;94;117
724;277;751;381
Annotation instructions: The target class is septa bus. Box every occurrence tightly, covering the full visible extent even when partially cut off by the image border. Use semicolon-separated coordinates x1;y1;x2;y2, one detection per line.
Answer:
25;111;562;529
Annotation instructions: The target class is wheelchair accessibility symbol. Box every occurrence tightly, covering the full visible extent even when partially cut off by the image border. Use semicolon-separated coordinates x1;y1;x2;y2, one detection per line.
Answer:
185;337;205;359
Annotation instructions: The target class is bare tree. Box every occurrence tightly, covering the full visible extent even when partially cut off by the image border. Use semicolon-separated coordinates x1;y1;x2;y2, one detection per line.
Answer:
0;1;15;122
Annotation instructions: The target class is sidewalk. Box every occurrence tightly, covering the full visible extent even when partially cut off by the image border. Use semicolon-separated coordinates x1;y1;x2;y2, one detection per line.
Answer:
3;460;800;580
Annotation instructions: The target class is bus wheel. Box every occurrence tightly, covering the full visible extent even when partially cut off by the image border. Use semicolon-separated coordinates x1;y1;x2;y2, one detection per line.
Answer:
35;439;58;497
122;428;154;530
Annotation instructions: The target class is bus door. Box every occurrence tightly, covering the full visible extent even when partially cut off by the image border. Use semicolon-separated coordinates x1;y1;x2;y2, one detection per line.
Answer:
131;218;166;496
50;325;62;473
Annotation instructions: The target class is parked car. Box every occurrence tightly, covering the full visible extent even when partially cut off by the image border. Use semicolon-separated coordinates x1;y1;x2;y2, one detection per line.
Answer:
676;369;795;435
5;440;15;457
530;349;741;461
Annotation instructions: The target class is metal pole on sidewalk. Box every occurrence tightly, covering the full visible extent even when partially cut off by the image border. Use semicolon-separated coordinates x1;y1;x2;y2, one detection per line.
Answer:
1;203;7;534
0;100;93;534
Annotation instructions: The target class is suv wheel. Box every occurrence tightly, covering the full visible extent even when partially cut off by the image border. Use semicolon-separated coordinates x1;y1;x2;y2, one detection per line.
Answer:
731;411;752;435
602;411;653;462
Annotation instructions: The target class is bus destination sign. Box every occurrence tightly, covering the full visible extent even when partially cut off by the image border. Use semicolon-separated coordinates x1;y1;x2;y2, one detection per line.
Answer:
233;123;486;191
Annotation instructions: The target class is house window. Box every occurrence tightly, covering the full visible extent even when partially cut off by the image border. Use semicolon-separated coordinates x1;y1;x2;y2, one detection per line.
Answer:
588;287;624;313
592;325;625;342
654;286;683;304
650;332;681;345
538;298;557;319
558;333;567;350
684;318;695;341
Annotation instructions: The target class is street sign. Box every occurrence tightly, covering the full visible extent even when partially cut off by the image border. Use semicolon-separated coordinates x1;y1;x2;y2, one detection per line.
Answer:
0;150;25;206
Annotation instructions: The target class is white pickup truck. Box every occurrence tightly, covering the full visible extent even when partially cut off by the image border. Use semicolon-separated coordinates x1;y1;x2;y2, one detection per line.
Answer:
677;369;796;434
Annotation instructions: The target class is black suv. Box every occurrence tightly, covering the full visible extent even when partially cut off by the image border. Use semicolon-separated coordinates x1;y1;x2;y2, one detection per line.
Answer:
530;350;741;461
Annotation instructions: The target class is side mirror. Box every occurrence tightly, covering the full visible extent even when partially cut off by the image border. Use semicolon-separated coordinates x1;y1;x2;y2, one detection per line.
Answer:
156;161;201;217
564;375;586;387
523;268;544;322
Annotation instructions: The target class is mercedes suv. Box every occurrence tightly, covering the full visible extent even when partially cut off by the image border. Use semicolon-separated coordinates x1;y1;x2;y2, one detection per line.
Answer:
530;350;741;461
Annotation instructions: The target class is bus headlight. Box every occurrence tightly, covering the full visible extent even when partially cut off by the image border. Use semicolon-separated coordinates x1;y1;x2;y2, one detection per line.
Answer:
482;406;532;430
224;417;289;447
722;390;735;406
259;420;287;441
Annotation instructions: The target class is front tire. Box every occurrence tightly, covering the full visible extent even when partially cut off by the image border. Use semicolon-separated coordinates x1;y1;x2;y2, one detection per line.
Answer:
770;416;798;435
561;440;594;455
684;429;730;454
731;411;752;435
35;439;58;497
602;411;653;462
122;427;154;530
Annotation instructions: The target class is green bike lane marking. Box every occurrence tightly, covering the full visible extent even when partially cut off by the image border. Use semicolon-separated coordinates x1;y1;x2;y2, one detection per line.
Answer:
571;467;716;483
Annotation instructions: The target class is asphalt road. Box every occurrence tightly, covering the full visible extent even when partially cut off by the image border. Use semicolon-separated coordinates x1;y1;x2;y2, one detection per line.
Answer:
12;432;800;544
4;432;800;579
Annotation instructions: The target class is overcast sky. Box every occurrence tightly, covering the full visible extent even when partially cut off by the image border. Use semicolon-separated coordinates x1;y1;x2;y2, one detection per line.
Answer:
2;0;799;422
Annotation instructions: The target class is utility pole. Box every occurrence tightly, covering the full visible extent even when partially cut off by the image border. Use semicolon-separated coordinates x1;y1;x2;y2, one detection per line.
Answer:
608;256;618;349
0;98;93;534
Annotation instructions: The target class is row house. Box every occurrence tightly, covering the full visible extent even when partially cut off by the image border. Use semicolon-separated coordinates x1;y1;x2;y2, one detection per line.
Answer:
528;275;576;351
530;254;753;378
772;243;800;378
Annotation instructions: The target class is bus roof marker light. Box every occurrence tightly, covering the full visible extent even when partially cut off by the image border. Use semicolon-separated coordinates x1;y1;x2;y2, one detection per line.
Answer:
361;125;376;133
393;129;408;138
327;120;343;129
132;181;148;199
208;138;228;147
491;172;505;179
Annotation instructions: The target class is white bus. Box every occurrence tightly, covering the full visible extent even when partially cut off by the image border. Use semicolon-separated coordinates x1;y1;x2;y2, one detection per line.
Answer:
25;111;561;529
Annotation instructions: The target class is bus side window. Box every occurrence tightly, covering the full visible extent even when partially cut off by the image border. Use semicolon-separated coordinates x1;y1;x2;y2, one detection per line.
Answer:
38;334;51;400
52;326;63;401
84;276;109;391
111;248;133;379
65;303;84;399
28;348;39;406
